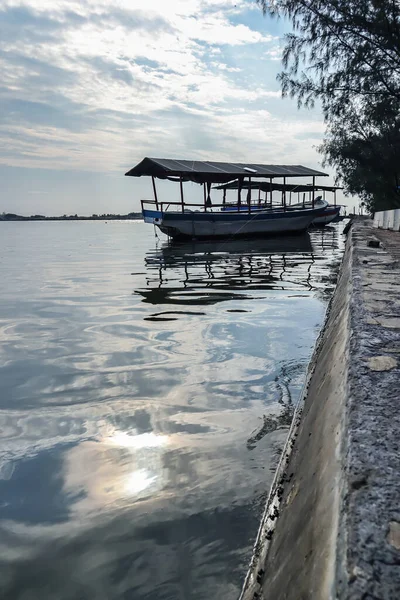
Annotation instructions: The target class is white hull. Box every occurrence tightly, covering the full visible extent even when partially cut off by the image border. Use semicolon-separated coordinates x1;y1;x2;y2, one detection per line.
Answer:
288;199;340;225
157;214;316;239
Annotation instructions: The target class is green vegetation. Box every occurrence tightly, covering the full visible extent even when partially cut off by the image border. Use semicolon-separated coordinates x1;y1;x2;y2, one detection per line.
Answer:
258;0;400;212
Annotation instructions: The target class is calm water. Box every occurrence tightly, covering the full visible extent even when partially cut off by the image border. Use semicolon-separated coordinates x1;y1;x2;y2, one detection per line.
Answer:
0;221;344;600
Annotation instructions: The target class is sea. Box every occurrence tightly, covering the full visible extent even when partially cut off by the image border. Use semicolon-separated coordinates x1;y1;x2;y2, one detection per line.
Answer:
0;220;344;600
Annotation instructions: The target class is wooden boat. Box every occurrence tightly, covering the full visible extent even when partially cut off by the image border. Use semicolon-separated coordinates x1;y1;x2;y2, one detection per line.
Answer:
217;183;342;226
286;197;341;225
125;158;330;240
221;198;340;225
312;206;341;225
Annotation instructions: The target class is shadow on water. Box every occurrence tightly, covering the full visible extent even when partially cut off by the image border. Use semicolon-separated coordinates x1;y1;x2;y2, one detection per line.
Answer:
0;222;345;600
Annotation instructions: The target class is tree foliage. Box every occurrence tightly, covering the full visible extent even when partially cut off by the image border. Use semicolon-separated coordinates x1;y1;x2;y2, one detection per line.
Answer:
257;0;400;210
320;95;400;211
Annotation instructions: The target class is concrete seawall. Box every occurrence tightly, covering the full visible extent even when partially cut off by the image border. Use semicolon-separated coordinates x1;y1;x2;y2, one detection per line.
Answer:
240;218;400;600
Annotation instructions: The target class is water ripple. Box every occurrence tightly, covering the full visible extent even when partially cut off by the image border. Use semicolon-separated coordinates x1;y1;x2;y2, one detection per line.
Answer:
0;221;345;599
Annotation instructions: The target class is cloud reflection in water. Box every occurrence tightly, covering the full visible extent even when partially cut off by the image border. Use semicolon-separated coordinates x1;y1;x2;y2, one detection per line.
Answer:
62;430;169;514
106;430;168;498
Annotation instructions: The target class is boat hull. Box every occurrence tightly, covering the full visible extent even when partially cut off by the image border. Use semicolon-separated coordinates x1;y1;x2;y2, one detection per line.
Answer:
222;201;341;226
143;207;326;240
312;207;341;225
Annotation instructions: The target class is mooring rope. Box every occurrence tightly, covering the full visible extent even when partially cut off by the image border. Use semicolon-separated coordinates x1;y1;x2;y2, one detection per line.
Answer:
214;208;267;253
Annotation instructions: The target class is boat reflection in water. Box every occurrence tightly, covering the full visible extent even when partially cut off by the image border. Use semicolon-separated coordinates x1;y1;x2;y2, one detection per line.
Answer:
137;230;342;309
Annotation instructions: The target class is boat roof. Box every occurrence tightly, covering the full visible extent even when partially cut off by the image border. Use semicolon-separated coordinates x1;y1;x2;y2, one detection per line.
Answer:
125;157;328;184
215;181;341;193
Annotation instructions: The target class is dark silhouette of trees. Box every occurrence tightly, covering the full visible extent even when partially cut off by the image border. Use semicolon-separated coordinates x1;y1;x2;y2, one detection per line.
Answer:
257;0;400;211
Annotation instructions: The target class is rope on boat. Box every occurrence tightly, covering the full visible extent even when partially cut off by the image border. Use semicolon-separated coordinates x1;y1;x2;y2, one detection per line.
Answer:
153;224;161;241
215;209;263;253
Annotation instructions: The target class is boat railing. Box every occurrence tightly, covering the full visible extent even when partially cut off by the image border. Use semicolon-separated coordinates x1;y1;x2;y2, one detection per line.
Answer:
140;199;305;214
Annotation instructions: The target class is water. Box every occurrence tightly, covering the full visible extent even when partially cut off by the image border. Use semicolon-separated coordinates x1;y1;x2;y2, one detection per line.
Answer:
0;221;344;600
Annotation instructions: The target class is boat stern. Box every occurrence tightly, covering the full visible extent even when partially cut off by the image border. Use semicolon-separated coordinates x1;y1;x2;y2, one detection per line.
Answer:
142;209;163;224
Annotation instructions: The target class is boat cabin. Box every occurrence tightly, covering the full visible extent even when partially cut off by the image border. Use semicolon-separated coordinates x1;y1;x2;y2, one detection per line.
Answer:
125;157;332;212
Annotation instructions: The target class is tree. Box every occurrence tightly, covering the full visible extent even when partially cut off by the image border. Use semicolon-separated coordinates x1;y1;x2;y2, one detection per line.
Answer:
257;0;400;210
320;95;400;211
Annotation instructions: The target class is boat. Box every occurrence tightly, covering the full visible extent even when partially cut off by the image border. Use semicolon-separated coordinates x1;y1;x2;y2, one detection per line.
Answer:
286;197;341;225
125;158;331;240
312;207;341;225
216;182;342;226
220;197;341;225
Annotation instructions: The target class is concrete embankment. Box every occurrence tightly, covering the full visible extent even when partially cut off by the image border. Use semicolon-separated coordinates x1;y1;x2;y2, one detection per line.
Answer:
240;218;400;600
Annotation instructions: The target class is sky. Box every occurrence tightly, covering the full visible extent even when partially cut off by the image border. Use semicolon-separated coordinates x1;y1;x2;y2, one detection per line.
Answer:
0;0;357;216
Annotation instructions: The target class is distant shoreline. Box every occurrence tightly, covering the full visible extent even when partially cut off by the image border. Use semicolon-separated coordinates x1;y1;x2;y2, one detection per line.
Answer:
0;213;142;222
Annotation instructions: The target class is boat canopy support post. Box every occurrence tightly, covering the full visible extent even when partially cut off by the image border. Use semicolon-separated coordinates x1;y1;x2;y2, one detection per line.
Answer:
151;176;159;209
312;176;316;208
283;176;286;211
270;177;273;207
247;177;252;213
203;183;207;211
206;182;212;209
334;189;337;207
223;188;227;206
258;185;261;206
180;177;184;213
238;177;243;211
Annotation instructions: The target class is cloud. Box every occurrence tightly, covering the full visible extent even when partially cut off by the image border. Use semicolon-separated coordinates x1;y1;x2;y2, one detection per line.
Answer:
264;45;282;61
0;0;327;183
0;4;65;44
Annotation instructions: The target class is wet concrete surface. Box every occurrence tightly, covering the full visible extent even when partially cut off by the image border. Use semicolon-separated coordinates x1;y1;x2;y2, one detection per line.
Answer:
240;219;400;600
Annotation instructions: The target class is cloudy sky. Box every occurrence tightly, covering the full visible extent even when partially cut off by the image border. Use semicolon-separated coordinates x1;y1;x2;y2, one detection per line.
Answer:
0;0;354;216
